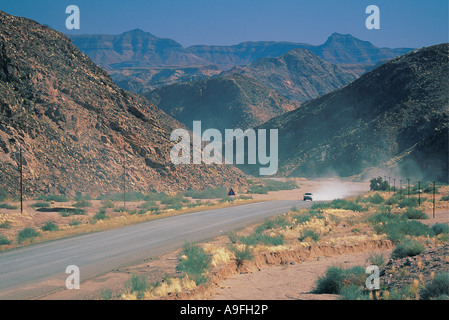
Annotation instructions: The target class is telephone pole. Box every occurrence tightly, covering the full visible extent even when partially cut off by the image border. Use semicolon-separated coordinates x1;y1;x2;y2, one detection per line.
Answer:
388;177;391;193
407;179;410;198
19;145;23;214
433;181;436;219
123;159;126;209
418;181;421;206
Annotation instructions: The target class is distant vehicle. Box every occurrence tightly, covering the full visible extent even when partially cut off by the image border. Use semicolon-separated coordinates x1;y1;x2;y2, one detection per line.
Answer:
303;193;313;201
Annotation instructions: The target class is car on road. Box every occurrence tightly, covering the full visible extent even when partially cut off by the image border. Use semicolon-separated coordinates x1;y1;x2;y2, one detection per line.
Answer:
303;193;313;201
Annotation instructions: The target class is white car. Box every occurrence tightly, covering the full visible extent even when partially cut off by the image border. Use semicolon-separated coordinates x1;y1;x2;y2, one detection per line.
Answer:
303;193;313;201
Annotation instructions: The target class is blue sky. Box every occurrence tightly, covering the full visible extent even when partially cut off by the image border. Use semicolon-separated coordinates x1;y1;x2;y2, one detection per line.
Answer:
1;0;447;48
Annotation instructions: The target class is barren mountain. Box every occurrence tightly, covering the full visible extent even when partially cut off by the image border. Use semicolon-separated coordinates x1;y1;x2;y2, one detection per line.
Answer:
226;49;358;102
110;64;221;94
188;33;413;73
145;73;299;131
70;29;211;71
244;44;449;182
0;11;247;198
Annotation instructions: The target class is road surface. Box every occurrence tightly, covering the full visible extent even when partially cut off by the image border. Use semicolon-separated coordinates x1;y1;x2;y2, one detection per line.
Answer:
0;200;312;299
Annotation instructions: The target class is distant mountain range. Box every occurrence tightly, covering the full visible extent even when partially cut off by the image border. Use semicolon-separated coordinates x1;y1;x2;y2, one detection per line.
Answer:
70;30;414;93
244;44;448;183
70;29;211;70
0;11;247;197
188;32;414;71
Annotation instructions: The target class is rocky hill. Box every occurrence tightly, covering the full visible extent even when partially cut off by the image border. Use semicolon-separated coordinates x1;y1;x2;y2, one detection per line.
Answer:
225;49;358;102
145;73;299;131
245;44;449;183
0;11;247;198
109;64;221;94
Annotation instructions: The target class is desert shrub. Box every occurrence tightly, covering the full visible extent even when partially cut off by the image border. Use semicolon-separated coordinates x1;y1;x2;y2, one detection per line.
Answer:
298;229;320;242
391;240;425;258
69;220;81;226
239;231;284;246
398;197;420;208
371;212;433;242
339;285;369;300
125;274;148;300
184;187;229;199
402;207;428;219
0;203;18;209
101;200;114;208
419;273;449;300
92;209;107;220
228;231;239;244
176;243;211;285
368;253;386;267
293;209;324;224
98;191;146;202
385;193;402;205
365;193;385;204
60;208;86;217
0;235;11;246
37;194;68;202
160;194;188;205
432;223;449;235
314;199;367;212
143;192;170;202
187;200;203;208
166;202;183;210
247;179;297;194
255;216;288;233
440;195;449;201
0;221;12;229
0;189;8;202
229;244;254;264
421;182;439;194
313;266;366;294
310;202;330;210
73;199;91;208
41;221;59;231
18;227;41;243
257;233;284;246
30;202;50;208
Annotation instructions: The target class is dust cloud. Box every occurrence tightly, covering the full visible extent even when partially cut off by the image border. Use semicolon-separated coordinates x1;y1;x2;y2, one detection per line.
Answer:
305;179;369;201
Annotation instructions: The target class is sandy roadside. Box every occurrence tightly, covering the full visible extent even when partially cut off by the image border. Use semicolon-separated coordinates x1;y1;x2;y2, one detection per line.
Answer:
16;179;449;300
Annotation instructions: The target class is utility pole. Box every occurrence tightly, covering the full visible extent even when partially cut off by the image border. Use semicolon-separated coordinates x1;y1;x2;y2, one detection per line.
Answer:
123;159;126;209
407;179;410;198
418;181;421;206
19;145;23;214
388;177;391;193
433;181;436;219
393;179;396;194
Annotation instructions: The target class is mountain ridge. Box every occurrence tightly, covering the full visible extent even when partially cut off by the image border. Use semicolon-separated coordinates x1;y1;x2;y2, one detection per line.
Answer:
224;48;358;102
0;10;247;197
244;43;448;183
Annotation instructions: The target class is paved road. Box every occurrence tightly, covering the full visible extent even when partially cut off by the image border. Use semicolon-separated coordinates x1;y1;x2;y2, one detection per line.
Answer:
0;200;312;299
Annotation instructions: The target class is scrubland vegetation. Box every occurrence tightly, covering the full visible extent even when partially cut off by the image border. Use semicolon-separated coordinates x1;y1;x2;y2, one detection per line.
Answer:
115;184;448;300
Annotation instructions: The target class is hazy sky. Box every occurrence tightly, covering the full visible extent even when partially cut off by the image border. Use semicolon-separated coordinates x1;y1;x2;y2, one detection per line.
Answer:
1;0;448;48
